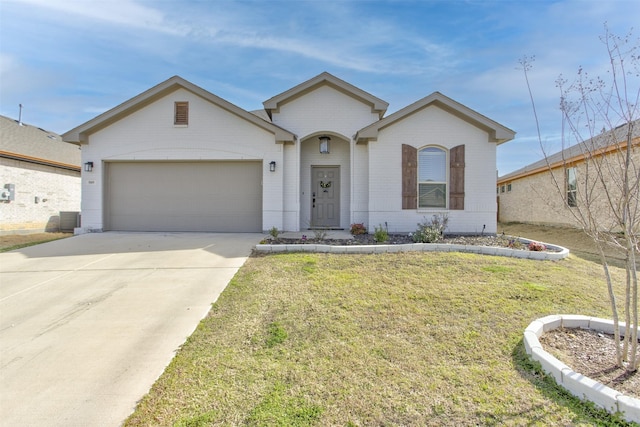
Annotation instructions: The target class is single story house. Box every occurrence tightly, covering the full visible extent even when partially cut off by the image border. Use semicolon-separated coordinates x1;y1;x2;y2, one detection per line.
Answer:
0;115;81;234
62;72;515;234
497;120;639;230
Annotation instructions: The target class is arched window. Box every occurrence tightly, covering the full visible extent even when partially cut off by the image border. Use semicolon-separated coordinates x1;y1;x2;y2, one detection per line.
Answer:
418;146;447;208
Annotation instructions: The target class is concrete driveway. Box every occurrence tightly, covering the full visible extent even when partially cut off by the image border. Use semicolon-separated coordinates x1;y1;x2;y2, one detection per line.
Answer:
0;232;262;427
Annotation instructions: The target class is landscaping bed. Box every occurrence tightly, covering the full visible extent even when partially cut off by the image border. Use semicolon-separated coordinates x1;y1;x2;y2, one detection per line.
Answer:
542;327;639;399
267;233;562;252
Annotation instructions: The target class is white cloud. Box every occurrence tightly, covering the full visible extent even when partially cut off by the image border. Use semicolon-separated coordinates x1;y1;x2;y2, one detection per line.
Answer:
10;0;186;35
6;0;455;75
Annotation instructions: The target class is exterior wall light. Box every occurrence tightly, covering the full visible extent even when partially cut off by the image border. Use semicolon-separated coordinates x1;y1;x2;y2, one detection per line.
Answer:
84;161;94;172
319;135;331;154
269;161;276;172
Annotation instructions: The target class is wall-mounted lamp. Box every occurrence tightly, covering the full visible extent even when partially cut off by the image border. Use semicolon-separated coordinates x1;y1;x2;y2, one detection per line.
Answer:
84;161;94;172
319;135;331;154
269;161;276;172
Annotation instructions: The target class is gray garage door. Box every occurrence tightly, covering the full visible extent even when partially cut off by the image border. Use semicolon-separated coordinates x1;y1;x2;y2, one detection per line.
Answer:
106;161;262;232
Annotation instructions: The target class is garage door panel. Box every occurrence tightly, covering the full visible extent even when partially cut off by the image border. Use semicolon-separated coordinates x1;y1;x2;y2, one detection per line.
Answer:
107;162;262;232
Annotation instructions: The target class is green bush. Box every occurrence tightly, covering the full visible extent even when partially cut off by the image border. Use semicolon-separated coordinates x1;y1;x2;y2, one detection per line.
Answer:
373;224;388;243
412;214;448;243
269;226;280;240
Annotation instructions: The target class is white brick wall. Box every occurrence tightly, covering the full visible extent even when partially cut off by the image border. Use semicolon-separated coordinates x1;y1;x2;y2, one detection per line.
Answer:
272;85;380;138
0;158;81;233
282;143;299;231
81;88;282;232
352;143;369;226
272;85;379;231
78;83;504;235
367;106;499;234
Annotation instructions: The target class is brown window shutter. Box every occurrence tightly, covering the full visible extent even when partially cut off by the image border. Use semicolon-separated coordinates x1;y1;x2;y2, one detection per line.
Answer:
402;144;417;209
449;144;465;210
174;102;189;125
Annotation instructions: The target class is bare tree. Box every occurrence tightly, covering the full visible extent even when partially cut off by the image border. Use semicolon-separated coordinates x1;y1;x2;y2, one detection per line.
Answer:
521;26;639;372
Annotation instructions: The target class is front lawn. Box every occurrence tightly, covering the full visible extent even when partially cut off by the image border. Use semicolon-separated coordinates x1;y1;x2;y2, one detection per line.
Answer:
125;252;632;426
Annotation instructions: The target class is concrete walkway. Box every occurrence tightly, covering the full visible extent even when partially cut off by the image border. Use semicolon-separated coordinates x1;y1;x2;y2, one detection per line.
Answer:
0;232;262;427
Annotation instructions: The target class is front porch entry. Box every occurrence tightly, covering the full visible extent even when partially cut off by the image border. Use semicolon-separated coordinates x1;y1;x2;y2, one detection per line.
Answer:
311;166;340;228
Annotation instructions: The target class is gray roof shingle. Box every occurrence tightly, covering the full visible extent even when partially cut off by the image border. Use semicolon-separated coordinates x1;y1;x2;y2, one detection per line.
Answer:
0;115;81;169
499;119;640;181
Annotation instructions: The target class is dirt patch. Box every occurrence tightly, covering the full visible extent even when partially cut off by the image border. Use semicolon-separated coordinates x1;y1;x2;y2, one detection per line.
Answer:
0;232;72;251
541;327;639;399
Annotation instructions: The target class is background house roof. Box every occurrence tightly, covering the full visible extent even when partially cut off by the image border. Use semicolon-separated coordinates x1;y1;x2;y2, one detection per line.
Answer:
498;119;640;183
262;72;389;119
62;76;297;144
0;115;80;170
355;91;515;145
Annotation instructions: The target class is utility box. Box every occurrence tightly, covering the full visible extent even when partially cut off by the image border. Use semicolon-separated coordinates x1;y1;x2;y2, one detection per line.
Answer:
59;211;80;232
1;184;15;201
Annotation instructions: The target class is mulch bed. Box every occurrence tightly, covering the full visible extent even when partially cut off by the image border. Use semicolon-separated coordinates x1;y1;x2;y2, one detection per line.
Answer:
265;233;561;252
540;327;639;399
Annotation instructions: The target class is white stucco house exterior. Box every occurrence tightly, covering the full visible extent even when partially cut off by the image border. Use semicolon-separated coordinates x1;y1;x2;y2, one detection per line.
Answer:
62;72;515;234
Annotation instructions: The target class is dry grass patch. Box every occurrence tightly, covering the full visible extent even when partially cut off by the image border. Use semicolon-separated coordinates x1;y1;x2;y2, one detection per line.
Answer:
0;232;72;252
126;252;633;426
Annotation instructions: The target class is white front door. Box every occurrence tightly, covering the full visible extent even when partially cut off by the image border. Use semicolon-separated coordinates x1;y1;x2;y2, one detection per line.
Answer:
311;166;340;228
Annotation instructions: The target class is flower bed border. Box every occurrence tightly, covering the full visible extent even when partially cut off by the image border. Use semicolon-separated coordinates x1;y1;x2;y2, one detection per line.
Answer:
255;238;569;260
524;315;640;423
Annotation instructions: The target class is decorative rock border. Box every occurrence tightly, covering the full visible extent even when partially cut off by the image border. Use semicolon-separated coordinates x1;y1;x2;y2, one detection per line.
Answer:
255;239;569;260
524;315;640;423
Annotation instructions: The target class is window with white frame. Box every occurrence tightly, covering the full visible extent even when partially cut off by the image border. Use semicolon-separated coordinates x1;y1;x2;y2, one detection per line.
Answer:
418;146;447;208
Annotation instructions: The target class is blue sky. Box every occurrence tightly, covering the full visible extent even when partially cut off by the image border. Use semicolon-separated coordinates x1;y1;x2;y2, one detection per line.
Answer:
1;0;638;175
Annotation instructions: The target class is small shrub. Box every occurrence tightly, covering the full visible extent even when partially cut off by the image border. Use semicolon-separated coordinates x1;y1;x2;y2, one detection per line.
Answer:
269;226;280;240
508;238;525;250
413;214;449;243
350;223;367;235
312;227;328;240
373;224;388;243
528;241;546;251
498;234;525;249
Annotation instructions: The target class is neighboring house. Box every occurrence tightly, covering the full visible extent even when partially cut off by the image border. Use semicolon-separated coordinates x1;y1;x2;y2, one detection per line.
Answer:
0;115;81;234
62;72;514;234
497;120;639;230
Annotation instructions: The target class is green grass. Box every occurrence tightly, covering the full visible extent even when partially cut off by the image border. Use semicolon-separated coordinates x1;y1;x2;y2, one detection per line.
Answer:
125;252;635;426
0;239;60;252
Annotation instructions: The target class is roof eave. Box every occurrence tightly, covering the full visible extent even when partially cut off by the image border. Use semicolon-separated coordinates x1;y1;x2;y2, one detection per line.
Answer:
62;76;296;145
355;92;515;144
263;72;389;119
0;150;81;171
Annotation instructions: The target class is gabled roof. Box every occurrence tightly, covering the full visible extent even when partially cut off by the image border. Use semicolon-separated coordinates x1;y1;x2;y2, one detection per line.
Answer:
498;119;640;183
263;72;389;119
355;91;515;145
62;76;296;144
0;115;80;171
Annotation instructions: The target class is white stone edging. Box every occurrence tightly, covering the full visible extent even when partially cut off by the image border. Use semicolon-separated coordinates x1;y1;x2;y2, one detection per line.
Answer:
255;239;569;260
524;315;640;423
